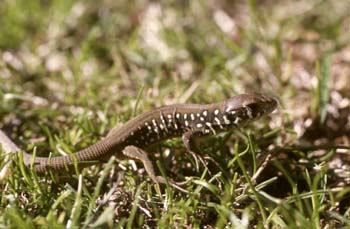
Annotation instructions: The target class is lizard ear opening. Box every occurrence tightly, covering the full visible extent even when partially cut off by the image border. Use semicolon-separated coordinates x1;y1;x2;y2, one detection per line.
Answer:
246;102;261;117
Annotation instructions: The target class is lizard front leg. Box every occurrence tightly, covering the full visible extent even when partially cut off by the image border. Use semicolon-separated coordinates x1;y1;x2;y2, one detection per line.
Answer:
182;131;207;170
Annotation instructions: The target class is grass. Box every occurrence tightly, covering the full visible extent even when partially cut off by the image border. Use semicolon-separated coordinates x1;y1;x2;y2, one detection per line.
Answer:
1;0;350;228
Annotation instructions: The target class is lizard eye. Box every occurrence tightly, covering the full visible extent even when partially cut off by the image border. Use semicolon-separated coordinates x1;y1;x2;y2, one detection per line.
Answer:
245;97;277;117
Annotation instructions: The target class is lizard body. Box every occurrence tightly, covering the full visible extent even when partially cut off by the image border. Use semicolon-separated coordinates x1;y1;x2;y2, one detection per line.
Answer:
1;93;277;184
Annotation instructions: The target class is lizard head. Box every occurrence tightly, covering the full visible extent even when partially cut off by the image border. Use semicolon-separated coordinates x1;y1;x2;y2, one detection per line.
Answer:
222;93;277;126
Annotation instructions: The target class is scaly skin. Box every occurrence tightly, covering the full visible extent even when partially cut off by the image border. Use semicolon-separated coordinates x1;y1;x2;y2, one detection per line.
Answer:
0;93;277;176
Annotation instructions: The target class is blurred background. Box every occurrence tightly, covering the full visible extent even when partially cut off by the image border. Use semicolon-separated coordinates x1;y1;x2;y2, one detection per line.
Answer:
1;0;349;136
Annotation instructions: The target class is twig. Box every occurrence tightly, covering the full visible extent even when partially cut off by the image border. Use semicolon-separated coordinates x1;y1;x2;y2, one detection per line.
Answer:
0;129;22;181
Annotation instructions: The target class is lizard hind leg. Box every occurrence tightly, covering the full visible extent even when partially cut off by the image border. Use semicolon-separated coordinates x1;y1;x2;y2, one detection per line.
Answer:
122;145;159;184
122;145;189;192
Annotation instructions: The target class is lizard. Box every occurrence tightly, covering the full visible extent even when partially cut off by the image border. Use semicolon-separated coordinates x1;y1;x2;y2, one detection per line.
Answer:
0;93;277;184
